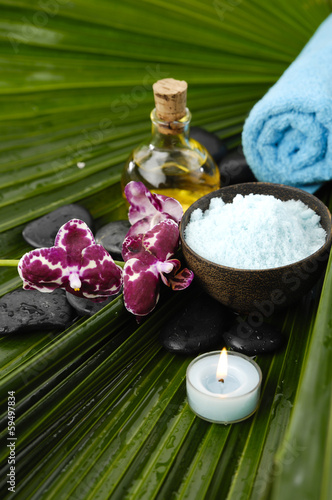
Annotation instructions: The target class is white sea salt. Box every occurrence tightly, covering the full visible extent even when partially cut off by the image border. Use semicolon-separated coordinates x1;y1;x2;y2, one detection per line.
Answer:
184;194;326;270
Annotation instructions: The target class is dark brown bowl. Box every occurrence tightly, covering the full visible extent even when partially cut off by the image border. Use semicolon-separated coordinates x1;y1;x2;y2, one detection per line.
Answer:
180;183;332;314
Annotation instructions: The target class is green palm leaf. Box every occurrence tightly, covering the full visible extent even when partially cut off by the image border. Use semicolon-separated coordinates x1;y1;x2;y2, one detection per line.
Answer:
0;0;332;498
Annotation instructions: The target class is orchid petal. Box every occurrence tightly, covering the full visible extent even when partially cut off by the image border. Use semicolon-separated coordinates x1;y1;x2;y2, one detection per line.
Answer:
55;219;95;267
125;182;158;224
154;195;183;224
78;245;123;300
157;258;177;285
158;258;180;286
125;213;166;239
122;234;144;262
69;273;82;291
125;181;183;225
168;267;195;291
156;260;175;275
166;259;182;273
143;219;179;261
123;256;160;316
159;258;194;289
18;247;69;292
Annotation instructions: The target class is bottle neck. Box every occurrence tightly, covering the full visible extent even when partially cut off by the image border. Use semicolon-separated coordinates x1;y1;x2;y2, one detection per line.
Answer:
150;108;191;142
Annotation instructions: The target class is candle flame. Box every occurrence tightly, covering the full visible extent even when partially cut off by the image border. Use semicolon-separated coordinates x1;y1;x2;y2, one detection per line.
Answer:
216;348;228;382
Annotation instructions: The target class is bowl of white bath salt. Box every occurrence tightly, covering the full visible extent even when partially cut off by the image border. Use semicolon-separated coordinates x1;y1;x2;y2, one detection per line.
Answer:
180;183;332;313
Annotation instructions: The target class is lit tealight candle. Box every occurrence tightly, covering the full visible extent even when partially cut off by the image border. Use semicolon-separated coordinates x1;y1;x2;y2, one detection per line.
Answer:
186;349;262;424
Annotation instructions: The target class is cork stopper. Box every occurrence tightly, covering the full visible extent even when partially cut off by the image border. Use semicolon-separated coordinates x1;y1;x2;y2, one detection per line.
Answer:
153;78;188;134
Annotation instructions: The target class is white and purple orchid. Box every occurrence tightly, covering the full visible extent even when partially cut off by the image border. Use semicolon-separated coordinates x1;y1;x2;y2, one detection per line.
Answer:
124;181;183;239
122;217;194;318
16;182;193;319
18;219;123;302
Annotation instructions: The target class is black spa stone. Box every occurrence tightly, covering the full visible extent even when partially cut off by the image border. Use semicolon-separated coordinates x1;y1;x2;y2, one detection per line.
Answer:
190;127;228;163
219;147;256;186
66;292;121;317
95;220;131;260
223;321;284;356
22;204;94;248
0;288;74;335
159;294;233;354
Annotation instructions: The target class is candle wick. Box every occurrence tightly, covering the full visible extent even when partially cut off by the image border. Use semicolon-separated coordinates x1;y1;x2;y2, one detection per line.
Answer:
218;378;224;383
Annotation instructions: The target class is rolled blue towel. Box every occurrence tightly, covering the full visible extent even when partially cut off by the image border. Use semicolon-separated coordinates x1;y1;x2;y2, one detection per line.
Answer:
242;14;332;193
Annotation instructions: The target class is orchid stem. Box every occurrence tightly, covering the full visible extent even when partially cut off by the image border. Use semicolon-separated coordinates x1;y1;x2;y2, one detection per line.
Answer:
0;259;122;269
114;260;125;268
0;260;19;267
0;259;122;268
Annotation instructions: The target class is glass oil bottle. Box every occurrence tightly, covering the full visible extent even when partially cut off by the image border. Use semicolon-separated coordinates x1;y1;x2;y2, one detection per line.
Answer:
121;78;220;211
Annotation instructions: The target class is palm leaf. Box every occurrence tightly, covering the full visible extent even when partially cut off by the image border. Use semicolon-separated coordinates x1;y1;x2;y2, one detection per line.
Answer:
0;0;332;498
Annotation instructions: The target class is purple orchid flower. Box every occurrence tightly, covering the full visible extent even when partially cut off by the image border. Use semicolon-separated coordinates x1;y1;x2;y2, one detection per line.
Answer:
122;219;194;317
18;219;123;302
124;181;183;239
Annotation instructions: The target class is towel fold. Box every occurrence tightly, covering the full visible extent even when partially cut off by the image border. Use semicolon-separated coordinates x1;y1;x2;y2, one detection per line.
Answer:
242;14;332;193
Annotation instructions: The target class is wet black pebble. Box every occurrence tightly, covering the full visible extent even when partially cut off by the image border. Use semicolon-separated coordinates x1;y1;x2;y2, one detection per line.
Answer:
95;220;131;260
223;321;284;356
23;204;94;248
219;147;256;186
66;292;121;317
0;288;74;335
159;294;233;354
190;127;228;163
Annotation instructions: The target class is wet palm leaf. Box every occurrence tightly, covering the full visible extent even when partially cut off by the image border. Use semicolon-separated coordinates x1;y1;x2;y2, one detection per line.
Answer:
0;1;331;498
